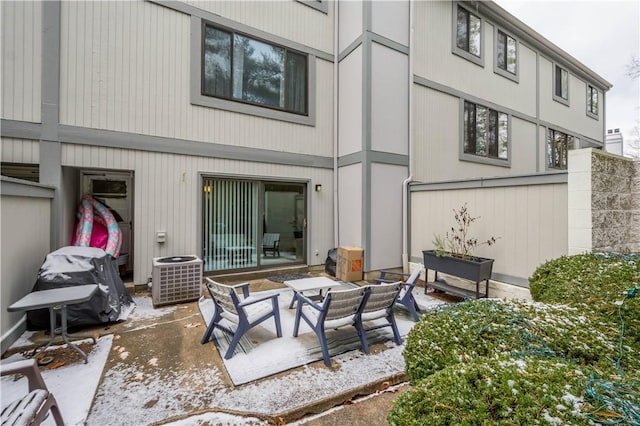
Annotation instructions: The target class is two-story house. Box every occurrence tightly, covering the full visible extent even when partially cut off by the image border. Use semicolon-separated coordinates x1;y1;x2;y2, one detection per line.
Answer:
1;0;610;297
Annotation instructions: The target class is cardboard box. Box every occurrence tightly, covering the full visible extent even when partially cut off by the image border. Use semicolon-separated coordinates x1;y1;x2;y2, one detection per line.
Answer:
336;246;364;282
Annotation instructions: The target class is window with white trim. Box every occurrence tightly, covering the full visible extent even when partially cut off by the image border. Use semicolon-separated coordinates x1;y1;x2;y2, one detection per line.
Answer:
587;84;599;118
202;22;308;115
463;101;509;161
547;128;574;170
553;64;569;105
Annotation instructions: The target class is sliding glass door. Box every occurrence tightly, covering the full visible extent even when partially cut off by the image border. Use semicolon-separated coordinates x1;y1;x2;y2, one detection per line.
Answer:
202;177;306;272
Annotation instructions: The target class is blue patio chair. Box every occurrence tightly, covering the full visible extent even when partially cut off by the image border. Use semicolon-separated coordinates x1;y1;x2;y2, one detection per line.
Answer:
293;287;368;367
376;267;422;321
359;282;403;353
201;278;282;359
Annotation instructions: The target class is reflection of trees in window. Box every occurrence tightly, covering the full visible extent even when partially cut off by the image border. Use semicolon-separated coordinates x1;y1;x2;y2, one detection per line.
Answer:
547;129;574;169
587;85;598;115
497;30;516;74
464;101;509;161
202;23;307;115
456;6;481;57
555;65;568;100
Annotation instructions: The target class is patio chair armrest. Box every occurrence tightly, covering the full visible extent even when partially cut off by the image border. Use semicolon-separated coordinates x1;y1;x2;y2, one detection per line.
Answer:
231;282;251;298
0;359;47;392
294;292;322;311
239;292;279;307
375;278;397;285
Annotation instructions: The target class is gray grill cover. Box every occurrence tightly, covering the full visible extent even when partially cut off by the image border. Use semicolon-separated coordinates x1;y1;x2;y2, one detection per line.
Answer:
27;246;134;329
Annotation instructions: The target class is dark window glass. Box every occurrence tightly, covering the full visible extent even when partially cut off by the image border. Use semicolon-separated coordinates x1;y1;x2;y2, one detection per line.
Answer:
202;23;308;115
555;65;568;100
203;27;232;98
497;30;516;74
588;85;598;115
456;6;481;57
464;101;508;161
548;129;574;169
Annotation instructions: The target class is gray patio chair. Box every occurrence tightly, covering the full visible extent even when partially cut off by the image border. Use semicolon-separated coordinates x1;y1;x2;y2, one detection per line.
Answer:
262;233;280;257
359;282;403;353
376;267;422;321
293;287;368;367
0;358;64;426
201;278;282;359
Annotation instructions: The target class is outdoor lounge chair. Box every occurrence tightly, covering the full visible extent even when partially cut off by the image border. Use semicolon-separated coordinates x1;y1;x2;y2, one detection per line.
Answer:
262;233;280;257
293;287;368;367
376;267;422;321
0;358;64;426
359;282;403;353
201;278;282;359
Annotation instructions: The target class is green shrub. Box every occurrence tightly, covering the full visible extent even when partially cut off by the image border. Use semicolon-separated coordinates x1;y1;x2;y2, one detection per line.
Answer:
529;252;640;346
389;357;591;425
403;299;634;384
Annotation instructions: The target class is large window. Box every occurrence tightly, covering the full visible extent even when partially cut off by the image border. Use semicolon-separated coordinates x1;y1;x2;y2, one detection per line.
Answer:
587;85;599;118
463;101;509;162
553;64;569;104
547;129;574;170
496;30;517;76
453;4;483;66
202;23;308;115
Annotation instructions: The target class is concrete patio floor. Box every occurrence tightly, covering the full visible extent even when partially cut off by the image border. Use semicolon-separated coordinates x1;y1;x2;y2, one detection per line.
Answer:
4;271;530;425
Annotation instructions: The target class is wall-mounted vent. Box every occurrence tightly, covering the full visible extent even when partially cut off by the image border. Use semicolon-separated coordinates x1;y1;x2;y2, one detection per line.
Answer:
152;255;202;307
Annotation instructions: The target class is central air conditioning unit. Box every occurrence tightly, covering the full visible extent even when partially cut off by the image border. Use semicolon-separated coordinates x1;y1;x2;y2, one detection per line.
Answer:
152;255;203;307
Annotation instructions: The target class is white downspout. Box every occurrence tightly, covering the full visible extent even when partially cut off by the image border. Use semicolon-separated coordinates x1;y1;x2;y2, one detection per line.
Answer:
402;0;415;273
333;1;340;245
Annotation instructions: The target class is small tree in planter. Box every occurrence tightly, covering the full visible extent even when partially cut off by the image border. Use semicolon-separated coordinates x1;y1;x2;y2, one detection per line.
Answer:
424;204;499;298
433;203;498;259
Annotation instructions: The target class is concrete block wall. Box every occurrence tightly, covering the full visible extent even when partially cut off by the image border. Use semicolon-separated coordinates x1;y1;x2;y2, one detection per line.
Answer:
568;149;640;254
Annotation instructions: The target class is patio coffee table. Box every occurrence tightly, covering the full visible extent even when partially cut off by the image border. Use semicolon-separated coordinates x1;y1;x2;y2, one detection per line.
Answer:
283;276;337;309
8;284;99;363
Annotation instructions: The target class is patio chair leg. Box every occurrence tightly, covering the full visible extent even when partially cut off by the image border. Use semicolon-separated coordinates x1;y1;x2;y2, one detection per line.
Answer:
272;300;282;337
293;302;303;337
355;320;369;354
225;326;246;359
388;314;402;345
317;329;332;367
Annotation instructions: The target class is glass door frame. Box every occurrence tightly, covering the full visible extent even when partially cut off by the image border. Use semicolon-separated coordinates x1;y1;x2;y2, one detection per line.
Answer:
200;175;307;273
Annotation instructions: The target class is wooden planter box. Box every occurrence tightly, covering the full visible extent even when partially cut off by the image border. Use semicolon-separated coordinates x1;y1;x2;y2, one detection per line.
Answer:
422;250;494;298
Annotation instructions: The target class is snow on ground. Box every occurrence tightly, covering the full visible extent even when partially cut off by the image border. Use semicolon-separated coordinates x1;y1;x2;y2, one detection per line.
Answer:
1;335;113;426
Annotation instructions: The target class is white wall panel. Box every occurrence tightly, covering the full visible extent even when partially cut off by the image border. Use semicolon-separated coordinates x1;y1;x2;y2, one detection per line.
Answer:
370;163;406;269
1;138;40;164
371;1;409;46
413;86;538;184
61;144;334;284
371;44;408;154
1;1;42;122
339;0;362;53
414;1;537;118
1;195;51;343
186;0;334;54
338;46;363;156
410;184;568;282
539;57;603;141
59;1;334;157
338;163;362;247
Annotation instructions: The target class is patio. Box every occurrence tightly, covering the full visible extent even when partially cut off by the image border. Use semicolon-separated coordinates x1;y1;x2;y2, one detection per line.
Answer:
1;273;451;425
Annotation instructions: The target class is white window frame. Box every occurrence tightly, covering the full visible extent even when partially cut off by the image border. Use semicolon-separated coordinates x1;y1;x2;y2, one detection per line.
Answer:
493;27;518;83
451;2;484;68
552;63;570;106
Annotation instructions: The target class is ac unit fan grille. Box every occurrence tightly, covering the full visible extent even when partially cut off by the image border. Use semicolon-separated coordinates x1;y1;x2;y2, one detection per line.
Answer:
152;256;202;307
